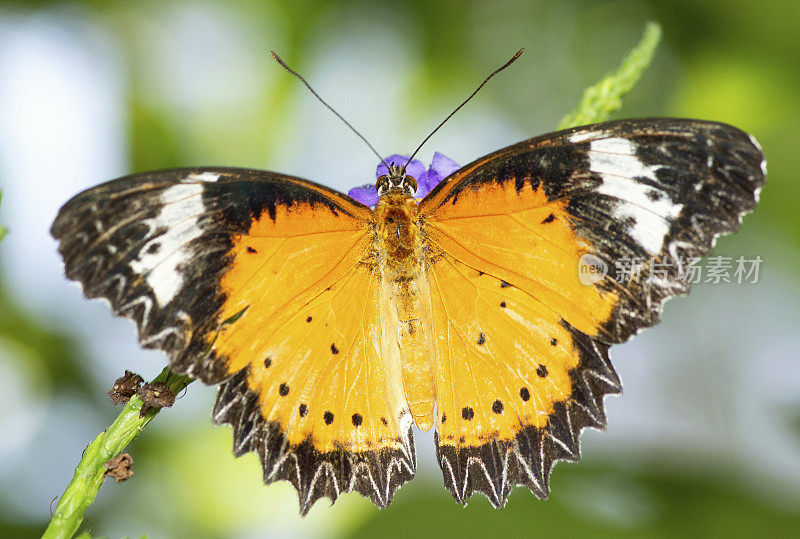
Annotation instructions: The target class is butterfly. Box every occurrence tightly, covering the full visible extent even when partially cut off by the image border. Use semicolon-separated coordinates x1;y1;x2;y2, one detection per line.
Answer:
51;117;765;514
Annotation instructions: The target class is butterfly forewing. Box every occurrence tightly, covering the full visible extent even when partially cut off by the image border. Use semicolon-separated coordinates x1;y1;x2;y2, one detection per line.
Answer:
420;118;765;506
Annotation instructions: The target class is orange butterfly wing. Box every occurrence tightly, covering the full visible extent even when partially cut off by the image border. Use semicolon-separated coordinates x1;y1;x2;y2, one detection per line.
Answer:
52;168;415;513
419;119;765;506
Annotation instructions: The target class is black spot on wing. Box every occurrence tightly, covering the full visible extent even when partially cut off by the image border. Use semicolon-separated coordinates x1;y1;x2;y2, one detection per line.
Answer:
492;400;504;414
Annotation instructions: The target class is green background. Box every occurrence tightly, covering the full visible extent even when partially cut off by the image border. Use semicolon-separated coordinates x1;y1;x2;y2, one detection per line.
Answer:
0;0;798;537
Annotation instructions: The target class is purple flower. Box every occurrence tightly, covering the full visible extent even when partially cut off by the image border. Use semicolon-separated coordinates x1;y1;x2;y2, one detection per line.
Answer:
346;184;380;207
420;152;460;197
347;152;460;206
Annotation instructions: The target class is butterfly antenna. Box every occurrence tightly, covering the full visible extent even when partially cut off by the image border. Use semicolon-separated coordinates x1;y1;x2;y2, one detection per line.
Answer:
404;48;525;170
270;51;390;168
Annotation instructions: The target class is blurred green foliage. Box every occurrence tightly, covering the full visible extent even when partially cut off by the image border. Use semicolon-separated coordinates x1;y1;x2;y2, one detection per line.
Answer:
0;182;97;398
348;461;800;538
0;284;97;397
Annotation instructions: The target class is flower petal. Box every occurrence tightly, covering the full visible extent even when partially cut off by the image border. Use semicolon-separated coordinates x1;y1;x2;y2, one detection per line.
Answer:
430;152;461;181
347;184;379;206
416;152;460;198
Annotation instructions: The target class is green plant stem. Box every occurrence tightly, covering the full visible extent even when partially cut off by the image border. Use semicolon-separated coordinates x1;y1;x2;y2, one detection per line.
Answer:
558;21;662;130
43;368;192;539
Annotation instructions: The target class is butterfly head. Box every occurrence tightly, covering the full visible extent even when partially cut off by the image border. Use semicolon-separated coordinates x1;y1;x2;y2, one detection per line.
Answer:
376;163;417;196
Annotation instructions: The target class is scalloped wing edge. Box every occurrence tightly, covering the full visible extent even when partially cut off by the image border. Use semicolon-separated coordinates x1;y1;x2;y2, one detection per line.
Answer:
212;368;417;515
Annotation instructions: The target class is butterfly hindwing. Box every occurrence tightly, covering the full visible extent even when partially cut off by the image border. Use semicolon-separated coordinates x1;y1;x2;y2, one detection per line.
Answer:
212;243;416;513
420;118;765;505
52;167;416;512
427;253;620;506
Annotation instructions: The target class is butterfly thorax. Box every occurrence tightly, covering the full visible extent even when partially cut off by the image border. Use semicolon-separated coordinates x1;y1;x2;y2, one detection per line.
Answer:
374;191;419;270
373;190;437;430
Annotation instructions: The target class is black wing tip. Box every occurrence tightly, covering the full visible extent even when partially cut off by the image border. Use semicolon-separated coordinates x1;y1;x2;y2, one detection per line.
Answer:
577;119;767;344
563;118;767;188
435;325;620;508
212;369;417;515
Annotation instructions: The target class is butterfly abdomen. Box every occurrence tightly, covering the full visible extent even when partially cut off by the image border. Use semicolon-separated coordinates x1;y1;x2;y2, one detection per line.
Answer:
374;192;437;430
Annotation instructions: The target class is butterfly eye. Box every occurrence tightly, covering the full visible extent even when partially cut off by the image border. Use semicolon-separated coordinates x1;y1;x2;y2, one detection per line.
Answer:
375;175;389;192
404;176;417;194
